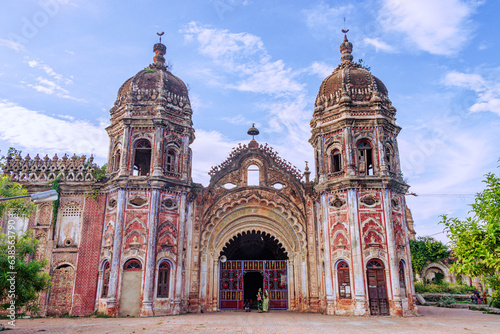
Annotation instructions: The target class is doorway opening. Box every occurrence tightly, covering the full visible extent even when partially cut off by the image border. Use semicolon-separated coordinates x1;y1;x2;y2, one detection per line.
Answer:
366;259;389;315
219;230;288;310
244;271;263;309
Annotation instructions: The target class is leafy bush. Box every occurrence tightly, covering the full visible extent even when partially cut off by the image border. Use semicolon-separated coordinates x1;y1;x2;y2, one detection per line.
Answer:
438;296;456;306
414;282;476;294
409;237;450;275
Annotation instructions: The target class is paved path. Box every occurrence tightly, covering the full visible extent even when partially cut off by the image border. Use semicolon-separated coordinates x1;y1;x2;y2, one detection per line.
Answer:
3;306;500;333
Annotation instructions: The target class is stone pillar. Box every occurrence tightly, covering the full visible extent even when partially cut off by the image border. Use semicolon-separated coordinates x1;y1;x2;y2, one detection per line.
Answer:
376;126;388;175
173;192;187;314
401;195;418;315
152;120;163;177
347;188;367;315
382;188;402;316
119;121;131;176
140;188;160;316
212;258;219;311
317;136;325;182
320;194;335;314
106;188;126;315
287;259;295;310
199;253;208;310
344;126;355;175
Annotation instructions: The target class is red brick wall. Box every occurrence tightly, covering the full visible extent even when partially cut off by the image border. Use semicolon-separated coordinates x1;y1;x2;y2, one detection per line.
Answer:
47;265;75;315
71;194;106;316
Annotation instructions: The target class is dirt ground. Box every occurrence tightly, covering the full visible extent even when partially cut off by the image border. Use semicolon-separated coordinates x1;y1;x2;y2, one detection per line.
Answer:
2;306;500;334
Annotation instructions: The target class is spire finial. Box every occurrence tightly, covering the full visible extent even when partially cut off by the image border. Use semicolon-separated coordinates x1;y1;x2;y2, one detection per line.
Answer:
339;27;353;64
247;123;259;140
157;31;164;44
153;32;166;65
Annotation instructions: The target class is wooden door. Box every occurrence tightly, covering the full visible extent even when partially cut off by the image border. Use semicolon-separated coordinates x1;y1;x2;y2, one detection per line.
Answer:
119;259;142;317
366;260;389;315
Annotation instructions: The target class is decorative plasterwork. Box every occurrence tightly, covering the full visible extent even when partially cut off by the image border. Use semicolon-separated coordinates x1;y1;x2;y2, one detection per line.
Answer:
3;154;96;183
201;192;307;254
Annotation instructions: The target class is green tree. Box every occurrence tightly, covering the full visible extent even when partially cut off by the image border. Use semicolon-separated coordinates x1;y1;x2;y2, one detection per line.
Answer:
409;236;450;276
0;176;35;218
0;231;51;314
441;169;500;305
0;147;22;170
1;177;50;314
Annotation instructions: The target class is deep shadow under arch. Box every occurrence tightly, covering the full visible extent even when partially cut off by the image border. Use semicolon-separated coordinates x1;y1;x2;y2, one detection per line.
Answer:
221;230;288;260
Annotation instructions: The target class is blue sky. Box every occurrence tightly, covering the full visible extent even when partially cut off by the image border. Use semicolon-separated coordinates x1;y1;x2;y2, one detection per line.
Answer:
1;0;499;243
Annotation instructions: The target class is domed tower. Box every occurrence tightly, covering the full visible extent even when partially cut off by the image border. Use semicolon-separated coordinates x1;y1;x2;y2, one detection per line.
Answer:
99;40;195;317
311;33;417;316
106;41;194;183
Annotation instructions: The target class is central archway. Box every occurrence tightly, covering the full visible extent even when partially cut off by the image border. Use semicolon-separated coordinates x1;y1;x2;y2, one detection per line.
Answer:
221;230;288;260
218;230;289;310
200;195;307;313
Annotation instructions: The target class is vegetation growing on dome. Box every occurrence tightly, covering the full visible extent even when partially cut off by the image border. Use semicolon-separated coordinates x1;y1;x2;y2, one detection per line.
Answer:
357;59;371;72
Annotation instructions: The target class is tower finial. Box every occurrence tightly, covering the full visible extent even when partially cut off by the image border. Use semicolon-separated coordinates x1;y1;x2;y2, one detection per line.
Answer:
247;123;259;140
153;33;166;65
157;31;164;44
339;27;353;64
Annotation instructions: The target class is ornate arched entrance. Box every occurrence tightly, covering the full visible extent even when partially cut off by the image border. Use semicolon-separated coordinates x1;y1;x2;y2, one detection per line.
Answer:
218;230;288;310
199;192;307;312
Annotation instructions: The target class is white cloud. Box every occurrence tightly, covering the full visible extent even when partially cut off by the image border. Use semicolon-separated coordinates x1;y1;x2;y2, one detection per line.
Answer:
183;22;264;60
181;22;303;96
221;114;249;125
443;70;500;116
22;77;85;102
0;38;25;52
21;58;84;102
0;100;108;158
182;23;313;171
191;129;238;185
303;61;334;79
303;3;354;40
363;37;395;53
380;0;477;55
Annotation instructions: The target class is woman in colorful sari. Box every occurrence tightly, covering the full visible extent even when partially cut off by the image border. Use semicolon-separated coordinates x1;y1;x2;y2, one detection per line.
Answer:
256;288;263;312
262;290;269;312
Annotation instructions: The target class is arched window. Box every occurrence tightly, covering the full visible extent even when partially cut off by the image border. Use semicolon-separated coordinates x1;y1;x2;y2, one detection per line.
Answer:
331;149;342;173
124;259;142;271
399;261;407;297
165;149;176;173
133;140;151;176
366;259;384;269
337;261;351;299
101;262;110;298
157;261;171;298
385;146;393;172
112;149;121;172
247;164;259;186
357;140;373;176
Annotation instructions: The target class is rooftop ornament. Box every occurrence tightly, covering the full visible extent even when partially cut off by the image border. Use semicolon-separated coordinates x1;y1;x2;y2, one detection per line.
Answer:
247;123;259;140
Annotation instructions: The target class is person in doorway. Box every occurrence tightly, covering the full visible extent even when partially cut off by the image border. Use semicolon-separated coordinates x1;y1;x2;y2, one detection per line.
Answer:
257;288;263;312
244;299;250;312
263;290;269;312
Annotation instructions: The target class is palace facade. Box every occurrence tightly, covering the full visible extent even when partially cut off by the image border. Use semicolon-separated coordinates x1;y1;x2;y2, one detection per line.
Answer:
2;34;418;316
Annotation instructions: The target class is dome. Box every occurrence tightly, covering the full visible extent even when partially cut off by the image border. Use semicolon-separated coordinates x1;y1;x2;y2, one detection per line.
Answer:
111;42;190;115
315;35;388;108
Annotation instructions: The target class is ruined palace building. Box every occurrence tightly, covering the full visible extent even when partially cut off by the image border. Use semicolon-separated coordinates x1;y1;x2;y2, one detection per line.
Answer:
2;33;418;317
